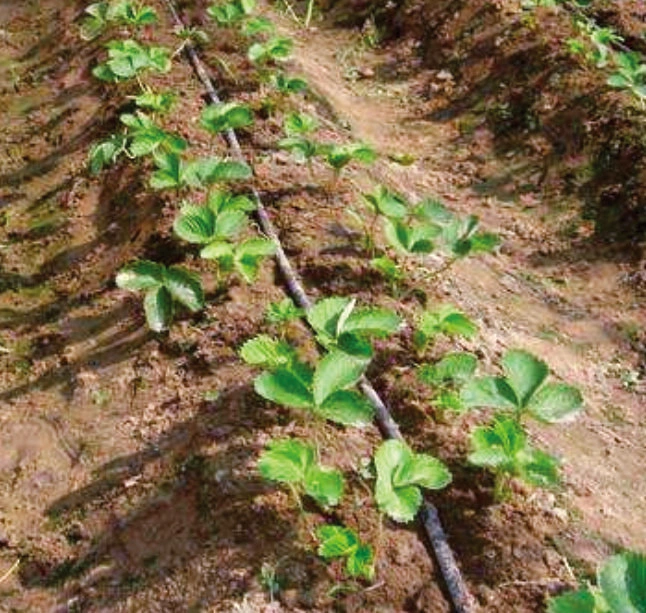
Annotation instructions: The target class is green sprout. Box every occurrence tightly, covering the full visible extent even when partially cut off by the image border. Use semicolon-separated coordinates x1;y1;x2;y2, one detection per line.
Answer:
258;438;344;508
374;439;452;522
240;336;375;426
316;525;375;581
116;261;204;332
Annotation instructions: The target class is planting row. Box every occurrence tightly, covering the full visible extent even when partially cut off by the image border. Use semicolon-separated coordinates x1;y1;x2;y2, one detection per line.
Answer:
78;0;645;608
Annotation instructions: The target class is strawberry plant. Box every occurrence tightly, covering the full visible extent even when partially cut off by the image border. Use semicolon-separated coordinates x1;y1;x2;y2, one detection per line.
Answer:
316;525;375;581
248;37;293;64
258;438;344;508
241;16;276;37
116;261;204;331
460;349;583;423
283;112;318;135
414;199;499;259
207;0;256;26
320;142;377;180
120;112;187;158
374;439;452;522
89;133;128;174
418;352;478;417
361;184;408;219
92;39;171;82
383;216;440;256
547;551;646;613
270;72;308;95
150;152;251;190
278;136;319;171
468;416;560;499
306;296;401;358
79;1;157;40
370;255;404;294
200;102;254;134
201;238;277;283
413;304;478;353
131;90;176;114
265;297;304;327
608;51;646;106
240;336;375;426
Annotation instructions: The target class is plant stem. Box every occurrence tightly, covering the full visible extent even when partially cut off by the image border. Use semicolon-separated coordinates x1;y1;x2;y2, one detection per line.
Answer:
304;0;315;28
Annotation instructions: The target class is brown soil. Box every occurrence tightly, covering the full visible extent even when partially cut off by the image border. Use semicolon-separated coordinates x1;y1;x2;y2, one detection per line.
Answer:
0;0;644;612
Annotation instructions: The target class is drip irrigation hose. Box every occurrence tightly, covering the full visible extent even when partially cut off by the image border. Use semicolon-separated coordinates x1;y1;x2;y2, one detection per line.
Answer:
160;1;475;610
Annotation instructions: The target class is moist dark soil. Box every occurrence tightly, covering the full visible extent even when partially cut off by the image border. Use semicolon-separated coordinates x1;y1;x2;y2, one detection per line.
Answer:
0;0;644;611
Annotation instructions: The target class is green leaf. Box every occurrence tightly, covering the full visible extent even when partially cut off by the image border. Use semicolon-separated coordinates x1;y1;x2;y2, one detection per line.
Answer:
258;438;313;483
284;112;318;135
547;589;597;613
519;447;560;488
362;185;408;218
150;152;183;189
116;260;164;291
254;369;314;409
461;376;519;410
317;390;375;426
213;209;248;240
313;350;368;406
200;240;234;262
165;267;204;311
598;552;646;613
265;297;304;325
418;352;477;386
201;102;254;133
307;297;352;340
235;238;277;283
374;439;450;522
89;134;127;174
468;417;526;469
502;349;548;408
143;285;173;332
343;307;401;338
239;335;296;368
527;383;583;423
394;452;452;490
305;465;344;507
347;544;375;580
208;190;256;214
173;205;216;244
441;311;478;337
317;525;358;558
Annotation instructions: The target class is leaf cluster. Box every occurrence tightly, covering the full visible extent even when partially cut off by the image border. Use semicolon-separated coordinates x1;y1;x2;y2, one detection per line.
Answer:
374;439;452;522
80;1;157;40
413;304;478;353
116;261;204;331
258;438;344;507
316;525;375;581
547;551;646;613
92;39;171;82
240;335;375;426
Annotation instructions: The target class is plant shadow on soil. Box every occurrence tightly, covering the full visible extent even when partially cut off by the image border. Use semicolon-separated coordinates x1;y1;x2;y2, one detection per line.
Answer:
18;385;327;610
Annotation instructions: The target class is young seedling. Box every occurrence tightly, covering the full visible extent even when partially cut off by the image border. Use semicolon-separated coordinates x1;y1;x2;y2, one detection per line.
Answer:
306;296;401;358
207;0;256;26
608;51;646;106
258;438;344;508
79;1;157;40
468;415;560;499
120;112;187;158
248;37;293;64
270;72;308;95
316;525;375;581
241;16;276;37
374;439;452;522
547;551;646;613
92;39;171;82
130;90;176;115
240;336;375;426
355;185;408;253
200;102;254;134
283;112;318;135
89;133;128;174
414;198;499;263
265;297;304;327
460;349;584;424
382;216;440;256
413;304;478;354
116;260;204;331
150;153;251;190
320;142;377;181
417;352;478;418
201;238;277;283
370;256;404;295
278;136;319;174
